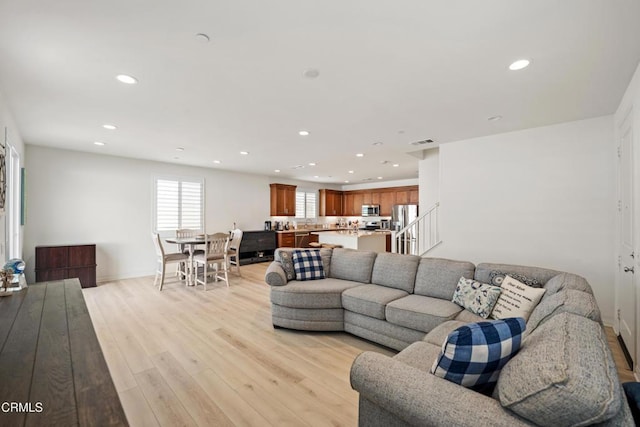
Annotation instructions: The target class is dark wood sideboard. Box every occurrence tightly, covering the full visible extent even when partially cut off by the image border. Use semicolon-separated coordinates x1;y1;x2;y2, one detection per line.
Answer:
35;244;96;288
238;230;276;265
0;279;127;426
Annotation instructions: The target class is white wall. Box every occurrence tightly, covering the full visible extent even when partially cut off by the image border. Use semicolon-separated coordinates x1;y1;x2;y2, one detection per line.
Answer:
23;145;330;283
418;148;439;210
425;116;617;324
0;90;26;262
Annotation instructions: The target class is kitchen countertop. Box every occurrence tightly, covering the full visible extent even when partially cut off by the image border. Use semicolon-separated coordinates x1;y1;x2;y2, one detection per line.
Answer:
275;228;341;234
311;230;384;237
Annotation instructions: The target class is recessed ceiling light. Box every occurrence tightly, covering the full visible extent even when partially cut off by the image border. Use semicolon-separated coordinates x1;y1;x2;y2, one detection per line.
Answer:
302;68;320;79
348;170;354;174
240;151;249;155
314;175;319;178
377;176;383;179
176;147;184;152
344;180;349;183
509;59;530;71
393;163;400;167
195;33;210;42
213;160;221;164
488;115;503;121
102;124;117;130
93;141;105;146
308;162;316;166
298;130;310;136
116;74;138;84
380;160;389;164
356;153;364;157
275;169;281;173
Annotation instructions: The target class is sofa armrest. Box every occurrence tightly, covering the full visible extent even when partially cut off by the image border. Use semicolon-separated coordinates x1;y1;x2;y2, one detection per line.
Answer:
350;352;533;427
265;261;288;286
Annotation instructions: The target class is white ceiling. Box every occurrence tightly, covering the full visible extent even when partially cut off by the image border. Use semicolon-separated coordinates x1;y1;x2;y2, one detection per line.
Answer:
1;1;639;184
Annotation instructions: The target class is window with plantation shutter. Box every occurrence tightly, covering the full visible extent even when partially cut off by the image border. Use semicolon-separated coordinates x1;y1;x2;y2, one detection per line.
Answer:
154;176;204;232
295;191;317;219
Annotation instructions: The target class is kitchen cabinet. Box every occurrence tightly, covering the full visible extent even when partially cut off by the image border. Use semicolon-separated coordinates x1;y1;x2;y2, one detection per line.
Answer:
396;190;409;205
319;189;343;216
353;193;364;216
35;244;96;288
343;193;355;216
270;183;296;216
362;192;373;205
277;232;295;248
409;189;419;204
379;191;396;216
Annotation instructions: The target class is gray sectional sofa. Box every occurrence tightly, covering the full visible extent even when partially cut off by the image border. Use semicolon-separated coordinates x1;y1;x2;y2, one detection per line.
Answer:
264;247;633;426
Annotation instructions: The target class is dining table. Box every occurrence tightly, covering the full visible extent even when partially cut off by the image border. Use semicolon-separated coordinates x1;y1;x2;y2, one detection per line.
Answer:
165;235;206;286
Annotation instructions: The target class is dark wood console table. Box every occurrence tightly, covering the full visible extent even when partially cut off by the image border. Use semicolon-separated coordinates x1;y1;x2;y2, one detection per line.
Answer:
238;230;276;265
35;244;97;288
0;279;127;426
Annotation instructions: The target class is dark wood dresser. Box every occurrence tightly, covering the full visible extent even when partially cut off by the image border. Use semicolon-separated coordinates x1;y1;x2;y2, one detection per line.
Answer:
0;279;127;426
35;244;96;288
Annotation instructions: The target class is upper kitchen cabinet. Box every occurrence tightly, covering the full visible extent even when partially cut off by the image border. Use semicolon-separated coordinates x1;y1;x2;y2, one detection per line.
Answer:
395;186;420;205
319;189;343;216
343;192;364;216
379;190;396;216
270;183;297;216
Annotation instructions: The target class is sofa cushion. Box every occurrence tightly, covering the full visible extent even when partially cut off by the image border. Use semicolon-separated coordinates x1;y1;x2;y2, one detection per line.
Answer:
490;276;545;322
292;249;325;281
275;248;332;281
423;320;468;346
451;277;502;319
394;341;442;373
270;278;363;309
544;272;593;296
342;284;408;320
386;295;462;333
526;289;602;334
475;263;560;287
498;312;623;426
430;317;526;393
455;309;485;323
371;252;421;293
414;258;476;300
329;248;377;283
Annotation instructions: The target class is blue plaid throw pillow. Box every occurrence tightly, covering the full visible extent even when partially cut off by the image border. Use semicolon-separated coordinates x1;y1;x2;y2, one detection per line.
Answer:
430;317;526;393
292;249;325;281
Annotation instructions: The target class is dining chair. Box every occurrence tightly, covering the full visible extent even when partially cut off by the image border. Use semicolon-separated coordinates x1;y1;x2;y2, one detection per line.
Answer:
227;228;243;276
175;228;203;279
152;232;189;291
193;233;230;290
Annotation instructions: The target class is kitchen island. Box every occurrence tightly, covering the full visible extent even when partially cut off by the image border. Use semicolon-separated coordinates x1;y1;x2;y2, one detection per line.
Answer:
312;230;386;252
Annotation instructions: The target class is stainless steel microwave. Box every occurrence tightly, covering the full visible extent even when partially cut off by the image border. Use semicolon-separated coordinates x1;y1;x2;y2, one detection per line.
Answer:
362;205;380;216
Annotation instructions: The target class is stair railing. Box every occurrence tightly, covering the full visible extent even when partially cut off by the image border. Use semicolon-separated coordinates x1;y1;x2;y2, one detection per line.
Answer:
392;202;441;256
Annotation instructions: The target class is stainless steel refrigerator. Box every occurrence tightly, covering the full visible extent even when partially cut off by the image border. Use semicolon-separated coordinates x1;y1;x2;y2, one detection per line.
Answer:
392;204;419;254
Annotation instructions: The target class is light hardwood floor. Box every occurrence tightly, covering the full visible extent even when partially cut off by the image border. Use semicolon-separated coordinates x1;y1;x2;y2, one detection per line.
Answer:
84;263;636;427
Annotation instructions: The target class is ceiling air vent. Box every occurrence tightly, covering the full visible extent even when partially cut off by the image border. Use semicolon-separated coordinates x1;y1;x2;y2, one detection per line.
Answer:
410;139;434;146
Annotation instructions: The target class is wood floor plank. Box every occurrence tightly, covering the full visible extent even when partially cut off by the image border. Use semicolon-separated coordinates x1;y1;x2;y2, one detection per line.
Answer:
118;387;159;427
85;263;636;427
134;368;197;427
150;352;235;427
